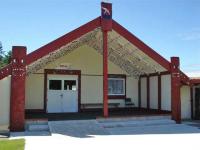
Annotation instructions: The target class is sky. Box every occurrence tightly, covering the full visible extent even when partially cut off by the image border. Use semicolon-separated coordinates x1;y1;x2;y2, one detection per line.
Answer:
0;0;200;76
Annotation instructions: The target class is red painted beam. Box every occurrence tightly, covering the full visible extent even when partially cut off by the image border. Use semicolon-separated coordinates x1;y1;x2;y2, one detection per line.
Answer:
190;86;194;119
180;71;190;85
10;46;27;131
158;74;161;111
147;76;150;109
190;79;200;84
112;20;171;71
170;57;181;123
103;30;108;117
26;17;101;65
138;77;141;108
101;2;112;117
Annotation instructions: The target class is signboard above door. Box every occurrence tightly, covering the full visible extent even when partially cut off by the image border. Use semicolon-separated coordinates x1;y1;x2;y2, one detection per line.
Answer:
56;63;72;70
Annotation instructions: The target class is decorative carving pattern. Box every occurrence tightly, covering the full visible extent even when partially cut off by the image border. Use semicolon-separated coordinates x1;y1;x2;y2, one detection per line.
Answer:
27;29;99;75
26;28;165;78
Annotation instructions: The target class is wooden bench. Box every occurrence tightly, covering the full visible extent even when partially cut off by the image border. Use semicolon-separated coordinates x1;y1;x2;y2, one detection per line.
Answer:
125;98;135;107
81;103;120;109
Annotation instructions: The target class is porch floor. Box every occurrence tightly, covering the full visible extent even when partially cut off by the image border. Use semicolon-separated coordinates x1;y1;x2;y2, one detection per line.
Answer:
25;108;171;121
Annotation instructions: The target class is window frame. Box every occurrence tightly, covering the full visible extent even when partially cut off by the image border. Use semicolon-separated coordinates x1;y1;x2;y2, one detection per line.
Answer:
108;74;126;99
49;79;62;90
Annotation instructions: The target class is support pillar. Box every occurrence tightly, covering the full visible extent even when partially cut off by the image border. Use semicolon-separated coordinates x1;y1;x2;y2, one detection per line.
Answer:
103;31;108;117
190;85;194;119
138;77;141;109
10;46;26;131
170;57;181;123
158;74;161;111
101;2;112;117
147;76;150;109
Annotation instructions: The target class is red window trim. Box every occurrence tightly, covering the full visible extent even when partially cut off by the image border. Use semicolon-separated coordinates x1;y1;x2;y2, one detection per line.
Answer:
108;74;126;99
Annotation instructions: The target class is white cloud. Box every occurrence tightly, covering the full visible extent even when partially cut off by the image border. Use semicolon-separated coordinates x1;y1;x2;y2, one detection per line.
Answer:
185;71;200;78
183;64;200;77
178;28;200;41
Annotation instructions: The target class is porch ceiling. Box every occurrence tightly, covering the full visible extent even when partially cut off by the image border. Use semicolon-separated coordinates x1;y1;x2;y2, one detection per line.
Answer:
27;28;166;78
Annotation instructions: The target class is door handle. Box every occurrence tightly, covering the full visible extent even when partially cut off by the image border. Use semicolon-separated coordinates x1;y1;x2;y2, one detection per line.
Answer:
60;94;63;98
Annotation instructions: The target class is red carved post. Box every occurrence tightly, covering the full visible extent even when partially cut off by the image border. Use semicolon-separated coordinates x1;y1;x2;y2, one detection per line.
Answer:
170;57;181;123
138;77;141;109
147;76;150;109
190;85;194;119
158;74;161;111
103;31;108;117
10;46;27;131
101;2;112;117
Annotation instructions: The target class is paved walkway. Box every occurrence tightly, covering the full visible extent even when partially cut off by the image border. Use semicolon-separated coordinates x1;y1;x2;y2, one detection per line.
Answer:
48;118;200;136
10;118;200;150
49;120;109;138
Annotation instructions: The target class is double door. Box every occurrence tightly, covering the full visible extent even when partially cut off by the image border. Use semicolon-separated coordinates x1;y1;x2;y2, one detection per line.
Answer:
47;75;78;113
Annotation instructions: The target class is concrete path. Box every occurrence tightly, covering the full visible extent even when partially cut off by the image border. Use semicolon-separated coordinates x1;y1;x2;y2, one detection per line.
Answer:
9;118;200;150
49;120;109;138
48;119;200;136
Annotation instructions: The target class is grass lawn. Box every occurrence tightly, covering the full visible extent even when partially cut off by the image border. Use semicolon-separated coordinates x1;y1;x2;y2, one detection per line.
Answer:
0;139;25;150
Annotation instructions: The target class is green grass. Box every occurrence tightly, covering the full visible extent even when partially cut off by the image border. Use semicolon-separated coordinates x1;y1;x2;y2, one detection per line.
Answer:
0;139;25;150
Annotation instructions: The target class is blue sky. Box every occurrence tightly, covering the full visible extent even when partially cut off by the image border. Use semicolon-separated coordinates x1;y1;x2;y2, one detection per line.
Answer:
0;0;200;75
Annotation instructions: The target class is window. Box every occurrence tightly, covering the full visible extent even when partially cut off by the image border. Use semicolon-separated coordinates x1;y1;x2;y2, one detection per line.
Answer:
108;76;125;98
64;80;77;91
49;80;62;90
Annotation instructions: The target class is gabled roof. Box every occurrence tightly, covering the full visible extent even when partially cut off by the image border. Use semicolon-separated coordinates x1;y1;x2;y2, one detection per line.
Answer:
112;20;170;71
0;16;190;83
26;17;101;65
25;17;170;70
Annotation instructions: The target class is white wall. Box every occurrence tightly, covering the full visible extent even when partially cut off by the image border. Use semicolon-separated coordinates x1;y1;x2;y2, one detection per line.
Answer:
150;76;158;109
141;77;147;108
161;75;171;111
81;76;102;104
0;76;11;131
25;74;44;109
126;77;138;107
26;45;139;109
181;85;191;119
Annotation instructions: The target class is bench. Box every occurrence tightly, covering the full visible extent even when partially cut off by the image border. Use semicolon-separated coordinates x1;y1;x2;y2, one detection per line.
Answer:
125;98;135;107
81;103;120;109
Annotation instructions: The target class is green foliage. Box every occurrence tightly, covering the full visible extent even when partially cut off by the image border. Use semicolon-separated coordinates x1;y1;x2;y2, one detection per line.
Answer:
0;51;11;68
0;42;11;68
0;139;25;150
3;51;11;64
0;41;3;53
0;41;3;61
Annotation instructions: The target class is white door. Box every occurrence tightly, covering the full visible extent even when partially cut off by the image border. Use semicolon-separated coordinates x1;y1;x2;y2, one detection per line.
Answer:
47;75;78;113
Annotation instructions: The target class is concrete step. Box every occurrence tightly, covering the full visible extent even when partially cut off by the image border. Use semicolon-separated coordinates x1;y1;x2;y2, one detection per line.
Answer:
97;115;171;123
106;123;200;135
11;131;51;137
98;115;175;128
99;119;176;128
28;124;49;132
25;120;49;132
26;120;48;126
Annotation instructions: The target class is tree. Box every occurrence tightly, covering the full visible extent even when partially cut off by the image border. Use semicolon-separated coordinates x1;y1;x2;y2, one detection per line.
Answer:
3;51;11;64
0;41;4;68
0;41;3;60
0;42;11;68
